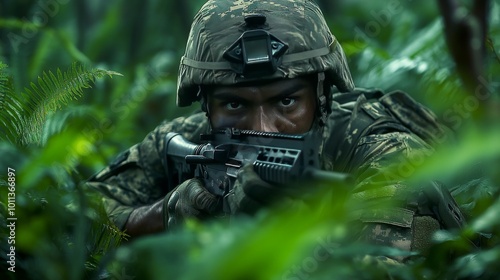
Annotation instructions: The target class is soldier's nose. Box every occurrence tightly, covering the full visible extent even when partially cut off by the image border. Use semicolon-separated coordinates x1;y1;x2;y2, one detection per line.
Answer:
250;108;279;132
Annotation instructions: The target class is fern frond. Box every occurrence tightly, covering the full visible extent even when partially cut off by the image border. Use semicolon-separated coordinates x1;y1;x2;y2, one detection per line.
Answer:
2;62;121;145
0;62;25;144
20;63;122;145
89;219;127;256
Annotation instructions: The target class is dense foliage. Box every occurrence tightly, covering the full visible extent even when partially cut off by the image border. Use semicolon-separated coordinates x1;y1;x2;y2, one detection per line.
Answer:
1;0;499;279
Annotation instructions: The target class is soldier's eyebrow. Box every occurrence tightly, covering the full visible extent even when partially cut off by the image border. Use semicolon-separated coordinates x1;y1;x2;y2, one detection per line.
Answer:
210;80;309;102
211;92;249;103
271;83;308;100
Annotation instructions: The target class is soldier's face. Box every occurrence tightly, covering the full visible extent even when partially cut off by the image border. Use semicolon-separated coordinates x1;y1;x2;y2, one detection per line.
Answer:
208;78;317;134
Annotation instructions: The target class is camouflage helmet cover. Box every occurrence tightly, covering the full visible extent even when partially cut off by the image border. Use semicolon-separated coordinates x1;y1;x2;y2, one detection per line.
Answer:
177;0;354;107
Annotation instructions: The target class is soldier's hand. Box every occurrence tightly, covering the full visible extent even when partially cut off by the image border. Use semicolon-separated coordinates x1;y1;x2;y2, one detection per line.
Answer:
163;178;220;229
226;164;285;215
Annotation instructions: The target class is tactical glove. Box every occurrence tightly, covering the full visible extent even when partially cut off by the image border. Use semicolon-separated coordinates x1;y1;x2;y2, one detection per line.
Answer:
163;178;220;229
226;164;287;215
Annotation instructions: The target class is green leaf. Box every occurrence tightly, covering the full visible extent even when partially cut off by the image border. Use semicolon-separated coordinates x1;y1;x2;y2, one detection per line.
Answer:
0;61;121;146
470;196;500;233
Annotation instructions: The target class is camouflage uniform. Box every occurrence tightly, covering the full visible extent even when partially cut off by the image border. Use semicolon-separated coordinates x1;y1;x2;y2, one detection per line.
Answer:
88;87;452;260
88;0;460;263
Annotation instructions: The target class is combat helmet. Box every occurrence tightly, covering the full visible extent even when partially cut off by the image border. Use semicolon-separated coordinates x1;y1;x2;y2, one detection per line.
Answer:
177;0;354;119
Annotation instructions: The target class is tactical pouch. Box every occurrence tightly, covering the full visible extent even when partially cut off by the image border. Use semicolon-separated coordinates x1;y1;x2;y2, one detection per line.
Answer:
379;90;453;146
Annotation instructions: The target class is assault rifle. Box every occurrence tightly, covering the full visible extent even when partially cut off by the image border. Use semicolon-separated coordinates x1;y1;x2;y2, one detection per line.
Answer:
164;128;351;213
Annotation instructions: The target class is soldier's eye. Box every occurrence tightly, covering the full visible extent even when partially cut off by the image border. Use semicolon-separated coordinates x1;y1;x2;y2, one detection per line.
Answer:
225;102;243;111
280;97;296;108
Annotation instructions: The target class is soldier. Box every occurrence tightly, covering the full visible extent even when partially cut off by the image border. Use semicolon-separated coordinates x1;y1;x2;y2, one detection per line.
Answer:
87;0;463;262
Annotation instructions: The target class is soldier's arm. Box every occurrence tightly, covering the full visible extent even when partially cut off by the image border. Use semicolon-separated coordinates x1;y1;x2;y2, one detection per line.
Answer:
86;136;170;238
86;113;208;238
325;91;450;262
124;199;165;237
349;131;438;262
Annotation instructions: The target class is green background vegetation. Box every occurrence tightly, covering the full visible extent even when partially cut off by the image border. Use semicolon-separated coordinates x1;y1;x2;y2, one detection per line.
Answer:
0;0;499;279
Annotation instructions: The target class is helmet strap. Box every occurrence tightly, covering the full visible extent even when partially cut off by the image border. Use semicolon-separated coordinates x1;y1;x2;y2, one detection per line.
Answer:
198;86;214;131
316;72;328;127
306;72;329;160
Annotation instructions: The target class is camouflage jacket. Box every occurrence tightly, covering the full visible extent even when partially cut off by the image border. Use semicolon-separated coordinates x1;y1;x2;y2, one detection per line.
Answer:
87;89;452;261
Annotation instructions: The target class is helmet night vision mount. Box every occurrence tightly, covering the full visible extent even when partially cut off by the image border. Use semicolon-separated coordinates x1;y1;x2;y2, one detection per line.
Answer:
223;14;288;78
